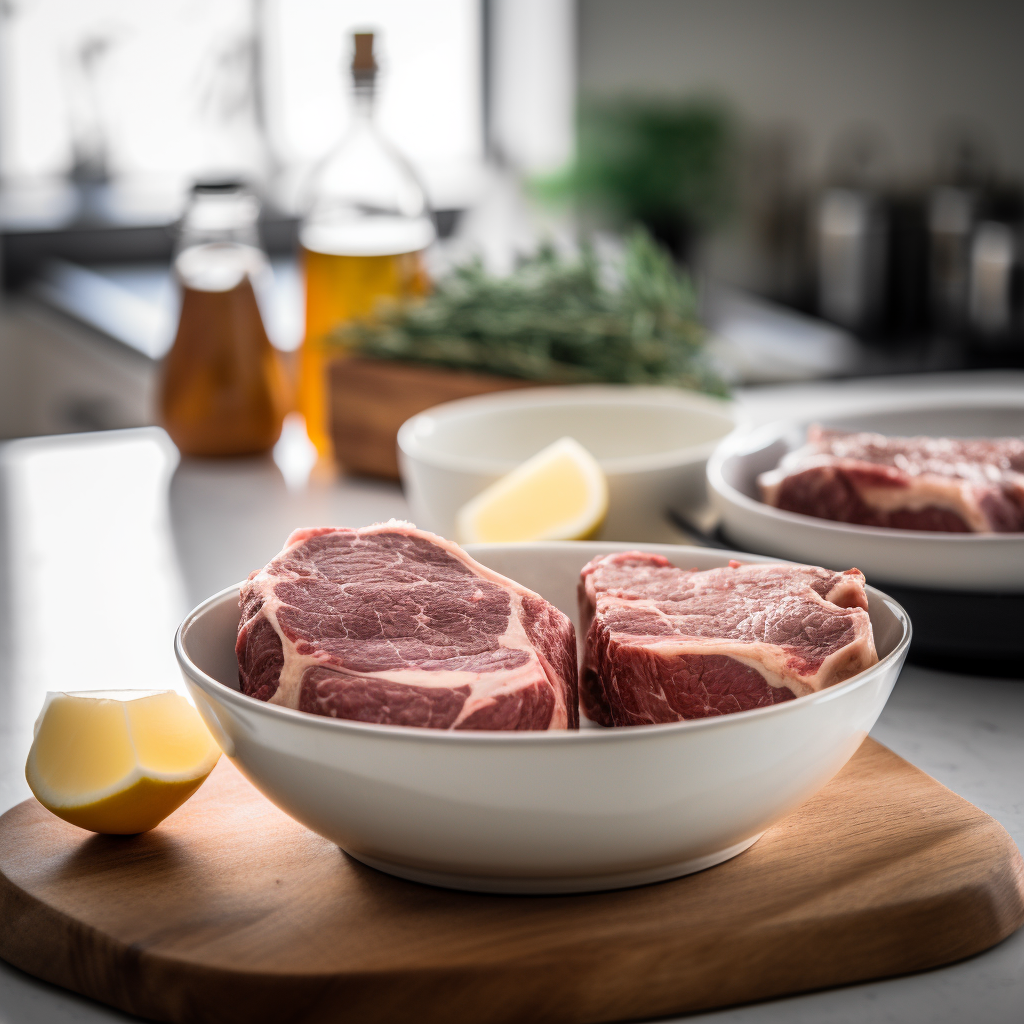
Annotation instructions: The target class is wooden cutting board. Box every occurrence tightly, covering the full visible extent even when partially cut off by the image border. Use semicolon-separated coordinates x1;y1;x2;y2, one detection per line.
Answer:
1;739;1022;1024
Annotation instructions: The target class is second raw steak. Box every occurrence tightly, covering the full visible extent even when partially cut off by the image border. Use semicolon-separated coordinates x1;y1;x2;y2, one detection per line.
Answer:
578;553;877;726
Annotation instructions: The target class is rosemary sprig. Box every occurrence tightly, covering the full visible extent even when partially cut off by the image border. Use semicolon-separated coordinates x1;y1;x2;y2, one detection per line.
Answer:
332;229;727;397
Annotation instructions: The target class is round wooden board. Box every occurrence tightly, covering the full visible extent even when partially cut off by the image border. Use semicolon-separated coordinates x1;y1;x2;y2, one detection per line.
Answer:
2;738;1023;1024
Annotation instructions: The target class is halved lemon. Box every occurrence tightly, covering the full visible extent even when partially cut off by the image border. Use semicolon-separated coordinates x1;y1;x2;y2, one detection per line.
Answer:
25;690;221;834
456;436;609;543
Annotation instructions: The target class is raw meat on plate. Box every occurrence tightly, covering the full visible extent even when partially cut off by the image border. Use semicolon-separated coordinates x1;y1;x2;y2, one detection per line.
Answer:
236;522;578;730
759;426;1024;533
579;553;877;727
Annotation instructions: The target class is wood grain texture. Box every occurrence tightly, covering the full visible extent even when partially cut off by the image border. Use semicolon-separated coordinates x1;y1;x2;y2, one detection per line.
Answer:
328;356;543;479
1;738;1022;1024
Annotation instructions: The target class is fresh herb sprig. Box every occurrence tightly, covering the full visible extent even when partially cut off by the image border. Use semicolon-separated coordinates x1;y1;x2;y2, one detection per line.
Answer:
333;230;727;397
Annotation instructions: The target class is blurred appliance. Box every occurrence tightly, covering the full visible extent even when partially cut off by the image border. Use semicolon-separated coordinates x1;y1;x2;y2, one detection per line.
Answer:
815;186;888;334
929;185;980;334
927;135;994;336
967;220;1021;345
956;173;1024;357
815;130;931;341
815;186;930;341
744;127;812;308
159;181;289;457
297;31;434;458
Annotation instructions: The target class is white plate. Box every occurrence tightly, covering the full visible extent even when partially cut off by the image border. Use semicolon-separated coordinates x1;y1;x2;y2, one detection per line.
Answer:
397;385;737;543
708;395;1024;592
175;542;910;894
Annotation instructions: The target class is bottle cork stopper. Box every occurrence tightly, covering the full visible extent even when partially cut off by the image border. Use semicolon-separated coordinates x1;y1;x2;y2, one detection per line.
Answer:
352;33;377;81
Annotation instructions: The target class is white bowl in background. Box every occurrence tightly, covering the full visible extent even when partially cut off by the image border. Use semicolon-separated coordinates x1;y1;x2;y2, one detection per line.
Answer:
707;395;1024;592
175;541;910;895
397;386;737;543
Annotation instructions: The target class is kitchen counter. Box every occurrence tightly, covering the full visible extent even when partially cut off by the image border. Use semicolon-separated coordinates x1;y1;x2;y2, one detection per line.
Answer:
1;371;1023;1024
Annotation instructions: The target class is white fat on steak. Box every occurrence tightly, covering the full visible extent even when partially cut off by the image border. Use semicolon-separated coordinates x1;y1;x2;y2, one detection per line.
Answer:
236;522;578;730
759;426;1024;533
578;553;878;727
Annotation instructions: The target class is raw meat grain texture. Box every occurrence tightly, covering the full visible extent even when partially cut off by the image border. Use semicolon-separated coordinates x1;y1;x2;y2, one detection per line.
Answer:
579;553;877;727
759;426;1024;532
236;523;578;730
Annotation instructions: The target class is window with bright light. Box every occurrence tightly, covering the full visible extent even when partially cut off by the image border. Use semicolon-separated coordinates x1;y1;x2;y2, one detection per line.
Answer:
0;0;483;210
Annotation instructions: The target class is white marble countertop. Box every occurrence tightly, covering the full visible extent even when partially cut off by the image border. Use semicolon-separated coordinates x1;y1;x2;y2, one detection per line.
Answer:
1;371;1022;1024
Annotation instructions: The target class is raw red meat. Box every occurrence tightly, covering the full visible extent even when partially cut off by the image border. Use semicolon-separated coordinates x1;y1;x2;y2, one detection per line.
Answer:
579;553;877;727
759;426;1024;532
237;523;578;730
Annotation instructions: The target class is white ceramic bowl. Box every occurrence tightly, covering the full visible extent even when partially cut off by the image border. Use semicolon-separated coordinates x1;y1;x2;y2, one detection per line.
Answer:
175;542;910;895
397;386;737;543
707;395;1024;592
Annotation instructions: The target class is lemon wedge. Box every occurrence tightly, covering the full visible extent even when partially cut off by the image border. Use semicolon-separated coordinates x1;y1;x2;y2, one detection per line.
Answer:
456;436;609;543
25;690;221;834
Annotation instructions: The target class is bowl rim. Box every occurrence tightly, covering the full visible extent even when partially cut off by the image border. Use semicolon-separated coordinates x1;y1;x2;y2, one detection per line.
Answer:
396;384;738;476
707;395;1024;544
175;564;911;749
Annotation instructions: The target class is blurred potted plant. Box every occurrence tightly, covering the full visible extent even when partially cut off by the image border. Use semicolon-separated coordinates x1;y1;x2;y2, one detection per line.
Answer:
536;97;737;265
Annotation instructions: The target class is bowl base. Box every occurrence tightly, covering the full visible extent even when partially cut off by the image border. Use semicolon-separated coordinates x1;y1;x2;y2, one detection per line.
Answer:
343;833;764;895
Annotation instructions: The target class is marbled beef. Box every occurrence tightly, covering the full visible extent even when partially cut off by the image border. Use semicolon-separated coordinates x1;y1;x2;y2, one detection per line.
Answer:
237;523;578;730
579;553;877;726
759;426;1024;532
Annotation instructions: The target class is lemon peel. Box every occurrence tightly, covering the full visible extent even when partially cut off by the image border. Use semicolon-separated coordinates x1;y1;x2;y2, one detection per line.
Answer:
25;690;221;834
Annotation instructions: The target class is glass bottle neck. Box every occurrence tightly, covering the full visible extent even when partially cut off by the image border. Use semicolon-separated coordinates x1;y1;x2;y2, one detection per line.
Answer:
352;77;376;123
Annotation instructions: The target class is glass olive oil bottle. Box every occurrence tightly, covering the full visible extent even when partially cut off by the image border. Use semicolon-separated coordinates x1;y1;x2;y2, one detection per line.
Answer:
298;32;433;458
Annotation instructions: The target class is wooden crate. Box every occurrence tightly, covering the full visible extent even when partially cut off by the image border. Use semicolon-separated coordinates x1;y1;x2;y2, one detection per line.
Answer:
328;355;544;480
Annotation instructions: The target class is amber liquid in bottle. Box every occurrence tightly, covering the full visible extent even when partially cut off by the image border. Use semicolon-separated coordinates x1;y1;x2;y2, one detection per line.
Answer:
160;243;289;457
297;31;435;458
298;246;428;455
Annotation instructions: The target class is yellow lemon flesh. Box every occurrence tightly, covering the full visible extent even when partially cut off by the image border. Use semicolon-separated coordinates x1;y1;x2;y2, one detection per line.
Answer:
456;437;609;543
25;690;221;834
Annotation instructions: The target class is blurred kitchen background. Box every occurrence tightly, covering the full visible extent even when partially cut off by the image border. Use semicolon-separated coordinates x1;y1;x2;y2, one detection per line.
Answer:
1;0;1022;449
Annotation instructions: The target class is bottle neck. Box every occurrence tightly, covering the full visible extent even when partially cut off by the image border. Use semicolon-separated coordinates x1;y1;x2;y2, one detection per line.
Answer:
352;75;376;124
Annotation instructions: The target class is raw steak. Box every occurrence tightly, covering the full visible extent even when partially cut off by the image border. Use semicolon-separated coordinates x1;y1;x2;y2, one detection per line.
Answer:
578;554;877;727
759;426;1024;532
237;523;578;730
